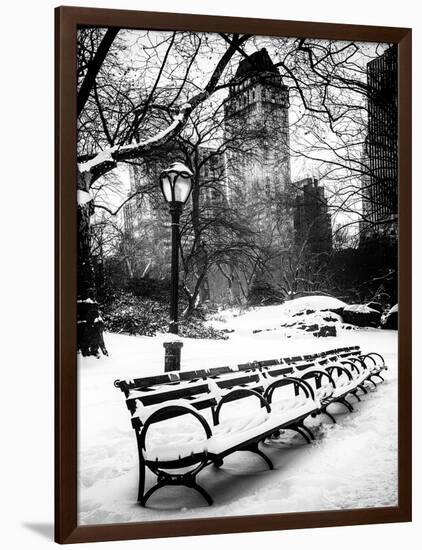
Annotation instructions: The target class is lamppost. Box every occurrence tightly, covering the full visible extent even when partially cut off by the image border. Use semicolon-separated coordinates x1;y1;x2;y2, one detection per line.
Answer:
159;161;193;372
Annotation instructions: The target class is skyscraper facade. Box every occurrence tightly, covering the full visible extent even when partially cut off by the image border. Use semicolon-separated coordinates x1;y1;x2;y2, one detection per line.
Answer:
294;178;332;254
361;44;398;242
223;48;294;248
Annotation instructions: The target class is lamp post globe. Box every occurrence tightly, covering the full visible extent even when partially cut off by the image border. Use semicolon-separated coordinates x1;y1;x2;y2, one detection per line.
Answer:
159;161;193;372
159;161;193;206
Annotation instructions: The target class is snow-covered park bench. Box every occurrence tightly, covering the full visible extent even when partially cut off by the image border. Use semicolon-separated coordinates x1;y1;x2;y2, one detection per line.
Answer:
114;346;387;507
257;346;387;425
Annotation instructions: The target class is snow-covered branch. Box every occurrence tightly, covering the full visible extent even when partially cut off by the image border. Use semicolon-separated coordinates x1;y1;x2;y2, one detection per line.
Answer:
78;110;188;177
77;32;250;185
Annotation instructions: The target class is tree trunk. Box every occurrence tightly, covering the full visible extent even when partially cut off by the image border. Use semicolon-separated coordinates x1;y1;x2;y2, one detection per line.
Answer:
77;186;108;357
77;28;120;117
183;286;196;318
183;270;207;318
189;175;210;306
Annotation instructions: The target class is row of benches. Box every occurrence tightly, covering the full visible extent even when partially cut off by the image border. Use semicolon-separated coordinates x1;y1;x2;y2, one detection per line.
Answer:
114;346;387;507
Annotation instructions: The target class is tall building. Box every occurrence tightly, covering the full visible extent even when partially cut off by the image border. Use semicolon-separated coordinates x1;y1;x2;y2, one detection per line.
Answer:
223;48;293;246
294;178;332;254
361;45;398;242
224;49;290;178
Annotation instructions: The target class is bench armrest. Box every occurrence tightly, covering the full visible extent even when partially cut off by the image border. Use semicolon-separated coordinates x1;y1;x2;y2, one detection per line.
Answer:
361;352;386;367
299;369;336;389
214;388;270;425
138;404;213;451
341;358;364;375
264;376;316;403
326;363;353;381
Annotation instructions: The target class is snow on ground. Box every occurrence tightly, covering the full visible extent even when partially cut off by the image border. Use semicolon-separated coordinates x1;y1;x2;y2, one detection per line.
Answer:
78;302;398;526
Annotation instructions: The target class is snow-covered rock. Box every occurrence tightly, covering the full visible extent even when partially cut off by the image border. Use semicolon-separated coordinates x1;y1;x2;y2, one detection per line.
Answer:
281;295;347;316
342;304;381;328
281;310;341;338
366;301;383;314
208;296;347;336
383;304;398;330
77;189;93;205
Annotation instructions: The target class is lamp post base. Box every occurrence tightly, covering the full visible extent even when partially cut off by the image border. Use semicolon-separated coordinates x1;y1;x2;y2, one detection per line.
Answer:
163;341;184;372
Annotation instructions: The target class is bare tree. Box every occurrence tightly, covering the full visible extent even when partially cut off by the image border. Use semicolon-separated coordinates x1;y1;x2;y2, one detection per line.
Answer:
76;29;251;355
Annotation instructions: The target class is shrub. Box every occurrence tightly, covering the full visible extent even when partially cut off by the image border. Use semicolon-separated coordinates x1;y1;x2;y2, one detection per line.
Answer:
366;301;383;314
102;291;227;339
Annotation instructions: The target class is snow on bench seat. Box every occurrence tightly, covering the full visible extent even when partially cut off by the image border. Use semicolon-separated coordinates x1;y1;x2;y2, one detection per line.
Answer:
207;396;317;456
144;431;208;463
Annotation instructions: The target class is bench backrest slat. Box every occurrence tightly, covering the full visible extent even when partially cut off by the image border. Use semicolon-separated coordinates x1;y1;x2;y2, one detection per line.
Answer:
237;362;260;371
126;382;211;414
215;372;260;389
294;362;316;372
264;366;294;377
258;359;280;367
179;369;209;381
130;396;217;428
208;366;233;376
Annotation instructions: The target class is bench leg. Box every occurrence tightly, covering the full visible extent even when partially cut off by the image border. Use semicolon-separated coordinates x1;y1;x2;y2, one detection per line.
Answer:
351;390;361;402
359;383;368;394
338;397;354;412
283;425;312;444
243;442;274;470
321;409;337;423
141;475;213;507
188;480;214;505
296;426;312;444
136;437;146;503
141;480;167;507
137;467;146;503
366;378;377;390
299;424;316;441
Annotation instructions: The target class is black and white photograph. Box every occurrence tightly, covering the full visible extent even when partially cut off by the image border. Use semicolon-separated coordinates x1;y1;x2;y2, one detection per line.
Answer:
76;24;399;525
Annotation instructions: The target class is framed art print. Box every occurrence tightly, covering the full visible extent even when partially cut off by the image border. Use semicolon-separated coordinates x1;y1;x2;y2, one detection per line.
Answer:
55;6;412;544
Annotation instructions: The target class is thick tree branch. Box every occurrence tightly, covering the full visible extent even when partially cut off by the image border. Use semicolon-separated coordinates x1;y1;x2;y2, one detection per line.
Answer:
77;27;120;117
